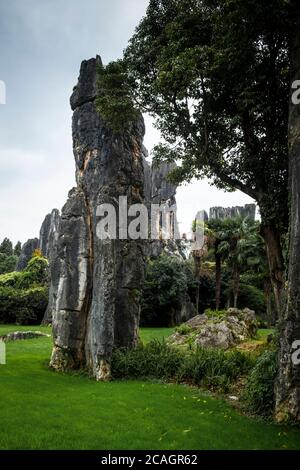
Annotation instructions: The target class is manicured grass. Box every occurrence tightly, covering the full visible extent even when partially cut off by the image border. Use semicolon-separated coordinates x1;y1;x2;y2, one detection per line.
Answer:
0;324;273;343
139;327;174;344
0;325;172;344
257;329;274;339
0;326;299;450
0;324;51;336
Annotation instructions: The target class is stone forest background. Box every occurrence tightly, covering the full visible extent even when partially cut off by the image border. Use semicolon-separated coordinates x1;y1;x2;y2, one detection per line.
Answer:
0;0;300;453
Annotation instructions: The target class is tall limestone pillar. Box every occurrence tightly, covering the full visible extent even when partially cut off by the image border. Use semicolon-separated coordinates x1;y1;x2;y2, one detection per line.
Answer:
50;56;145;380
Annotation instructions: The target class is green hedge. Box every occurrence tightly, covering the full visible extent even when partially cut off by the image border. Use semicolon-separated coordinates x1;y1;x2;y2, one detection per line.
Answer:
0;286;49;324
0;255;49;324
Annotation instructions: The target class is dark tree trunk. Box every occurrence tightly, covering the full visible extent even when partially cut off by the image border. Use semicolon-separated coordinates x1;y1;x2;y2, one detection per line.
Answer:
263;278;273;327
193;250;202;313
275;0;300;422
215;243;222;310
233;266;240;309
260;223;285;317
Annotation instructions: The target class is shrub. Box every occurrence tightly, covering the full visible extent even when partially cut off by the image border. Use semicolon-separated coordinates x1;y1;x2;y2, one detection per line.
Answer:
140;255;216;327
0;253;18;275
176;347;254;392
0;256;49;289
141;255;192;327
0;255;49;325
237;284;266;316
196;272;216;314
112;341;184;380
112;341;254;392
204;308;227;318
0;286;49;324
242;350;278;418
175;324;192;335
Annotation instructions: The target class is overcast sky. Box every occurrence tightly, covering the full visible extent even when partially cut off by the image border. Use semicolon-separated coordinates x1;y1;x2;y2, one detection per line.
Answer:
0;0;254;245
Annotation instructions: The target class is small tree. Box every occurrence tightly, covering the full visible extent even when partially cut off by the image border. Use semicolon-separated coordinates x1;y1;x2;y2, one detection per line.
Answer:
0;237;13;256
14;241;22;257
0;253;18;275
216;217;261;308
206;219;226;310
97;0;290;316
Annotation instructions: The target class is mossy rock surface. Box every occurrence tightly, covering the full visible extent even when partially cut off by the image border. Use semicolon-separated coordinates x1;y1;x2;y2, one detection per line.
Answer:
169;308;258;350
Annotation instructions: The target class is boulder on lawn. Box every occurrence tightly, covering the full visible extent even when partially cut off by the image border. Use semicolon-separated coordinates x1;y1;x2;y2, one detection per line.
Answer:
168;308;258;350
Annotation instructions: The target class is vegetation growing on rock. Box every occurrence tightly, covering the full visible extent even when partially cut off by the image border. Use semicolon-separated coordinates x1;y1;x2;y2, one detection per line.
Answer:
168;308;258;350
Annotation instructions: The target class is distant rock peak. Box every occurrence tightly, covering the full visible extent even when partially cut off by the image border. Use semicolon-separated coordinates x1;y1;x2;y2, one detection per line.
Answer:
209;204;256;220
70;56;102;111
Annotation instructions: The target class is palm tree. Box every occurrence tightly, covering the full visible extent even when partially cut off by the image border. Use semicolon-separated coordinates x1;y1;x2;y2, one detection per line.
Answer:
242;234;274;325
217;217;260;308
206;219;224;310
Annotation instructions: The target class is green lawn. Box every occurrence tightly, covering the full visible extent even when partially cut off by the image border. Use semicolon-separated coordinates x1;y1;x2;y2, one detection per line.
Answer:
0;325;299;450
0;324;272;343
0;324;52;336
257;328;274;339
0;325;172;344
139;327;175;344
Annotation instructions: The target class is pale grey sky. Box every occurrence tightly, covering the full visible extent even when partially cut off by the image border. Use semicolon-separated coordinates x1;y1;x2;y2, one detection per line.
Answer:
0;0;254;244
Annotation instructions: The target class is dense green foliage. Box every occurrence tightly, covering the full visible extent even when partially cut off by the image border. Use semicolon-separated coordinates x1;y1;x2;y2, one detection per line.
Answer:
0;237;22;274
0;255;49;324
242;350;278;418
141;255;215;326
0;237;13;256
236;284;266;317
13;241;22;257
0;253;18;275
96;60;139;131
141;255;191;326
97;0;290;318
99;0;289;228
0;255;48;289
112;341;254;393
204;216;272;320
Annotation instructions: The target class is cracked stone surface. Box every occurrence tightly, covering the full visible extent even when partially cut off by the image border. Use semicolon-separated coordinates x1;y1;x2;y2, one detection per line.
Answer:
16;238;39;271
49;56;146;380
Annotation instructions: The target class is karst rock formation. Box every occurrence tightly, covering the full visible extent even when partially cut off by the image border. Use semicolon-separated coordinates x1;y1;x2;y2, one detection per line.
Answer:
39;209;61;324
209;204;256;220
39;209;61;260
16;209;60;273
15;238;39;271
49;56;146;380
143;158;182;258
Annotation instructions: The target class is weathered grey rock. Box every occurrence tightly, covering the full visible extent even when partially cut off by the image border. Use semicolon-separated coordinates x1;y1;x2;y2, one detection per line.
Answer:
142;148;152;207
185;314;208;328
15;238;39;271
143;160;183;258
27;209;60;325
70;55;102;111
209;204;256;220
176;299;197;324
39;209;60;259
50;57;146;380
151;162;177;206
16;208;60;274
168;308;258;349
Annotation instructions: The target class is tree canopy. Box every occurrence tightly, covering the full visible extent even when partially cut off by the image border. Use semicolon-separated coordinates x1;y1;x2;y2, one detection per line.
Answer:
98;0;290;229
